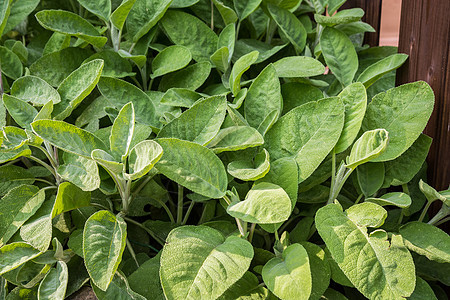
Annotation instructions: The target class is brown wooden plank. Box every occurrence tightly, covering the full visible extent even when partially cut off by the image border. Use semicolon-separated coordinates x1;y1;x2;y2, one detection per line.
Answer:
396;0;450;191
340;0;382;46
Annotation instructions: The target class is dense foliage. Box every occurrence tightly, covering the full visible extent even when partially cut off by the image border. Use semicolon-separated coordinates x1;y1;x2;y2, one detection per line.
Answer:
0;0;449;299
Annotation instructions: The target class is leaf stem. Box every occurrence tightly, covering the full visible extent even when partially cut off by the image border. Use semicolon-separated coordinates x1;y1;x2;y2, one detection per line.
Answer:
354;193;363;204
28;156;57;179
432;216;450;227
177;184;184;224
182;201;195;225
210;0;214;30
248;223;256;242
402;184;410;195
418;201;433;222
34;178;57;186
154;198;176;223
124;217;165;246
126;238;140;268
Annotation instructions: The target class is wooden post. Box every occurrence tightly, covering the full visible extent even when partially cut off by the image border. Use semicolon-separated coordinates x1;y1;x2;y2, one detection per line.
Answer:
340;0;382;47
396;0;450;190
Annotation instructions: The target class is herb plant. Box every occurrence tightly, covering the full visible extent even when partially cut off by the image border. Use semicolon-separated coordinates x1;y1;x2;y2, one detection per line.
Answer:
0;0;449;299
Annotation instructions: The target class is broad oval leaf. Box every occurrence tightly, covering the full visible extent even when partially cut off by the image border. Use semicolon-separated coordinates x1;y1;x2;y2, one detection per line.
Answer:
281;82;323;115
301;241;330;300
35;10;107;48
77;0;111;21
334;82;367;153
229;50;259;96
160;10;218;62
158;62;211;92
345;202;387;228
320;27;358;87
400;221;450;264
314;8;364;26
357;53;408;88
227;182;291;224
54;59;104;120
3;0;40;34
10;75;61;106
208;126;264;154
128;253;164;299
156;138;227;198
157;95;226;145
0;185;44;247
356;162;384;197
53;182;91;217
38;261;68;300
267;4;306;53
151;45;192;78
0;243;41;275
408;277;438;300
345;129;389;169
273;56;325;78
83;210;127;291
366;192;412;208
160;225;254;300
110;102;135;161
0;46;22;79
93;272;146;300
265;97;345;182
227;148;270;181
315;203;416;299
217;271;268;299
126;0;172;42
234;0;261;20
110;0;137;31
91;149;124;175
125;140;163;180
57;152;100;192
97;77;157;127
2;95;38;130
31;120;107;158
262;243;312;300
362;81;434;162
244;64;282;129
234;39;287;64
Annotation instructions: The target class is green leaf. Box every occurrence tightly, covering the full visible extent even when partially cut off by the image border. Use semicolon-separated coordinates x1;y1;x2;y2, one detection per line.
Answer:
384;134;432;186
156;138;227;198
366;192;412;208
0;145;31;164
53;59;104;120
110;0;137;31
229;50;259;96
314;8;364;26
244;64;282;129
0;243;41;275
320;27;358;87
157;95;226;145
357;162;384;197
0;185;44;247
128;253;164;299
267;4;306;54
10;76;61;106
20;196;55;252
301;242;330;300
57;152;101;192
218;271;268;299
97;77;157;127
160;88;203;108
77;0;111;21
419;180;445;203
83;211;127;291
0;46;22;79
357;53;408;88
30;48;92;87
281;82;323;115
158;62;211;92
334;82;367;153
53;182;91;218
151;45;192;78
93;271;145;299
126;0;172;42
1;126;28;151
170;0;199;8
4;0;40;34
160;225;254;300
35;10;107;48
234;39;286;64
362;81;435;162
345;129;389;169
265;97;344;182
38;261;68;300
273;56;325;78
315;203;416;299
262;243;312;300
233;0;261;20
227;148;270;181
32;120;107;158
2;95;38;130
400;221;450;264
210;46;230;72
0;1;12;38
227;182;291;224
125;140;163;180
346;202;387;228
117;49;146;68
213;0;237;25
160;10;218;62
91;149;124;175
84;51;134;78
208;126;264;154
408;277;438;300
110;102;135;161
43;32;71;56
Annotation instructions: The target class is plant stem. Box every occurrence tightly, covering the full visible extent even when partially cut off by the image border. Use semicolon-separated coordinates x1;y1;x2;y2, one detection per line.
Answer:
210;0;214;30
248;223;256;242
124;217;165;246
354;194;363;204
402;184;410;195
236;21;241;41
223;195;247;236
177;184;184;224
397;210;404;224
131;76;143;89
433;216;450;227
330;148;336;199
41;186;58;192
34;178;57;186
154;198;176;223
182;201;195;225
140;65;148;91
418;201;433;222
126;238;140;268
28;156;57;179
